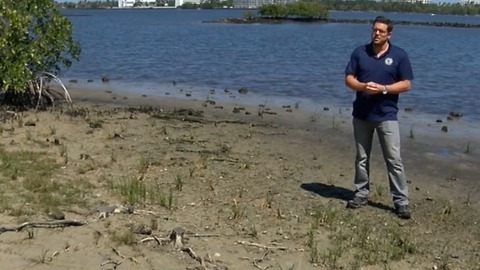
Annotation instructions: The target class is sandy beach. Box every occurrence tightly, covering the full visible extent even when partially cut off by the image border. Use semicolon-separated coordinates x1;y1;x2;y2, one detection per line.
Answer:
0;85;478;270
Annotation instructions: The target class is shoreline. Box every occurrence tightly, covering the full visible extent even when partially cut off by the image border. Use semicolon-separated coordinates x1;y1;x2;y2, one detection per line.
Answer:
65;84;480;203
66;82;480;157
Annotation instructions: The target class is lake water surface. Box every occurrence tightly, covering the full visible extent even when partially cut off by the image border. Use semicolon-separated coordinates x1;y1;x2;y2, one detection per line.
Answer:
61;9;480;144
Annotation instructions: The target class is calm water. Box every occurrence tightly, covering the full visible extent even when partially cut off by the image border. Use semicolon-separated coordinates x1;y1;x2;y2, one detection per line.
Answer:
62;9;480;138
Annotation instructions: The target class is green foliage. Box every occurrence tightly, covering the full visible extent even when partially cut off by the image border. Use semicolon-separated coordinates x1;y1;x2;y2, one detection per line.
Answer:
258;4;289;19
259;1;329;20
243;10;257;19
57;0;117;9
0;0;80;93
286;2;329;19
321;0;480;16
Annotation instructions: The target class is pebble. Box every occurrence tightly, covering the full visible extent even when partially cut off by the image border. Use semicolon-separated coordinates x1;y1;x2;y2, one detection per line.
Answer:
48;210;65;220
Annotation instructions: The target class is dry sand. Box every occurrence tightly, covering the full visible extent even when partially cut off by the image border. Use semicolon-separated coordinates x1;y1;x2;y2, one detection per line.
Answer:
0;85;478;270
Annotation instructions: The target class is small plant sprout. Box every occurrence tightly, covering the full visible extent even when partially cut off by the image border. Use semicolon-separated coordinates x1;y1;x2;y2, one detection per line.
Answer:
120;123;128;133
464;141;473;154
307;224;320;263
138;156;150;175
231;199;245;220
160;125;167;135
150;217;158;231
110;150;117;163
248;224;259;239
36;249;50;264
332;116;338;130
49;125;56;135
408;124;415;139
265;192;274;208
26;130;32;141
188;165;196;177
174;174;184;191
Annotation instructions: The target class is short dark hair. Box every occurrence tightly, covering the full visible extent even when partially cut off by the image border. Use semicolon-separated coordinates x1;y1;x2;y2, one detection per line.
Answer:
373;16;393;32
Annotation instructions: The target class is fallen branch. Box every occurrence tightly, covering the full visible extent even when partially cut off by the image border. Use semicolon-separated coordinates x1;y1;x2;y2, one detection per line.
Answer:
106;247;139;266
241;250;271;270
253;251;271;270
138;235;169;245
100;260;122;267
210;157;240;163
235;240;290;251
0;220;86;234
191;233;220;238
181;246;208;268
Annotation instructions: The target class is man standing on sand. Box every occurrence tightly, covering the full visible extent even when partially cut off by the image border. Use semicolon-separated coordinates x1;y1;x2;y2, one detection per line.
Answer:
344;16;413;219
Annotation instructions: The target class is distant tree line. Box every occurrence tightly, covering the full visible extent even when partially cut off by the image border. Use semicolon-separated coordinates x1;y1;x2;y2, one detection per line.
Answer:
55;0;480;15
322;0;480;16
258;2;329;19
57;0;117;9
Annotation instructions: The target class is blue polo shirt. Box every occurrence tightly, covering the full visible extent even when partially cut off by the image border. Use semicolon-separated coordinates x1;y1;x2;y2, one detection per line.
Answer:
345;42;414;121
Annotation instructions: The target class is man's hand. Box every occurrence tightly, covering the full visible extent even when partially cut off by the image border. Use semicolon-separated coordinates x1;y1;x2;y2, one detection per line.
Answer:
364;82;383;95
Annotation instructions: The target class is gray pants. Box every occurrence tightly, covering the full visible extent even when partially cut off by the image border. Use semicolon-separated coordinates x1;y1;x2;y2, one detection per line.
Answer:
353;118;409;206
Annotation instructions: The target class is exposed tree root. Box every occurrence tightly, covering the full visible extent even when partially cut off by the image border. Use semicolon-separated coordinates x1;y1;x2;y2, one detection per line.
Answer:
1;71;72;111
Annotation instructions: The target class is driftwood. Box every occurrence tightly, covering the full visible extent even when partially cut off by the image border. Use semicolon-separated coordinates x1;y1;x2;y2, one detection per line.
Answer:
0;220;86;234
235;240;290;251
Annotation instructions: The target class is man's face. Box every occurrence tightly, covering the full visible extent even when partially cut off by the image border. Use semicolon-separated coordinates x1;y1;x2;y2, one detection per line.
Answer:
371;22;391;45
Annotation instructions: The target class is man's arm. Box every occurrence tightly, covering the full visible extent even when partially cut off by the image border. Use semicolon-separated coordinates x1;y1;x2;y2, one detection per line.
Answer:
384;80;411;94
345;75;411;95
345;74;367;92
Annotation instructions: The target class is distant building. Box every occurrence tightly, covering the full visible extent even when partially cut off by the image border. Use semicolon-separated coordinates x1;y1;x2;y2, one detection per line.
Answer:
387;0;432;3
118;0;199;8
118;0;135;8
234;0;297;9
118;0;156;8
413;0;431;3
233;0;437;8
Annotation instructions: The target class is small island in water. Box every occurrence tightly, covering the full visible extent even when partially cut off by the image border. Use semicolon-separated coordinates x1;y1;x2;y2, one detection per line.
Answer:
204;17;480;28
203;2;480;29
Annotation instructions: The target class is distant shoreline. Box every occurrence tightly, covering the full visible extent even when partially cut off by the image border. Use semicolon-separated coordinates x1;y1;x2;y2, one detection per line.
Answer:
204;17;480;28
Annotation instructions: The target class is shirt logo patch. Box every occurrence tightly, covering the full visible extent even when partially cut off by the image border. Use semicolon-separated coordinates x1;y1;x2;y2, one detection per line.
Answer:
385;58;393;66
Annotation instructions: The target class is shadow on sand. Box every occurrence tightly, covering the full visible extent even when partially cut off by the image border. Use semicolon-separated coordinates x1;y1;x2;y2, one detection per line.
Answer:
300;182;392;212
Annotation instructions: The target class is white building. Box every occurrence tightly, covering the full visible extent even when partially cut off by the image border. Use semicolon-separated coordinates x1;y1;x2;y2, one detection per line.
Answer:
118;0;189;8
118;0;156;8
118;0;135;8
